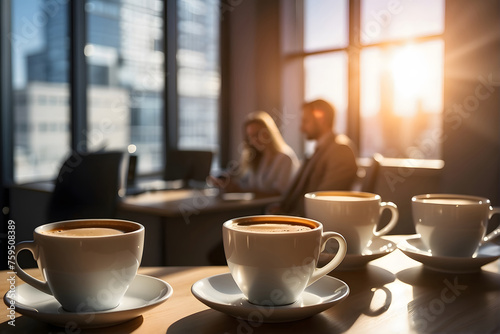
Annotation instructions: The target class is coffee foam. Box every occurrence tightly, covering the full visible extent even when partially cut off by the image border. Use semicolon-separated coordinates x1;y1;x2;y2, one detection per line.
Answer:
314;195;368;201
41;227;125;237
231;222;313;233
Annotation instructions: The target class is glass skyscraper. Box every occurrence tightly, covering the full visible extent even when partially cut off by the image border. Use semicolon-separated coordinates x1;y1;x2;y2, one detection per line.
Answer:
14;0;220;182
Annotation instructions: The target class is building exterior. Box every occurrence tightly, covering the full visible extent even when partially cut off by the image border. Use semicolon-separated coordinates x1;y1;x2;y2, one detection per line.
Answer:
14;0;220;182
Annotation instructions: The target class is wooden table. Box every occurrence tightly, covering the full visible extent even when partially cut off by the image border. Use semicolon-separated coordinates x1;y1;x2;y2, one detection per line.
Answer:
116;189;281;266
119;188;280;218
2;236;499;333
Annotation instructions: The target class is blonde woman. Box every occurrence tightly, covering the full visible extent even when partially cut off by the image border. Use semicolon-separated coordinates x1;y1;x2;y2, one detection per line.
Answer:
212;111;299;196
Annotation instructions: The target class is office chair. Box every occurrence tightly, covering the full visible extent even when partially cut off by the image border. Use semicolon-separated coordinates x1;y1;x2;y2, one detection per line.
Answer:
46;150;127;222
361;153;383;193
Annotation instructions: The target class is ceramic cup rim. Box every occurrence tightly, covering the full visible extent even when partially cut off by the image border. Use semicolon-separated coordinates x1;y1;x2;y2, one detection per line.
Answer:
412;193;491;206
305;191;381;202
34;218;144;238
223;215;322;234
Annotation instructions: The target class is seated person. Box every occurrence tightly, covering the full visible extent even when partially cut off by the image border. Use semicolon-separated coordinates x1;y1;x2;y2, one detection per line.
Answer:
269;99;358;216
210;111;299;196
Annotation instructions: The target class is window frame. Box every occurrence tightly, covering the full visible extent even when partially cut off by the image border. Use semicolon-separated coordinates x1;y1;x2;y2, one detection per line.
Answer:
2;0;180;183
3;0;223;184
282;0;444;158
0;0;14;192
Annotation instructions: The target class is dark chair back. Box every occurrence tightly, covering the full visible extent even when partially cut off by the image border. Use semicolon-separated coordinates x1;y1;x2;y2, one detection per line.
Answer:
47;151;126;222
361;153;383;193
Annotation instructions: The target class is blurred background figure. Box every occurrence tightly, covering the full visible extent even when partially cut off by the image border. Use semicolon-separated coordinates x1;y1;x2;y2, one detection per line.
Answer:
272;99;358;216
210;111;299;196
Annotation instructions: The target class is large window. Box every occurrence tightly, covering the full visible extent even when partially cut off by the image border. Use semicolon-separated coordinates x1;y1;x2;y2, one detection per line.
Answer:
303;0;349;135
177;0;220;152
359;0;444;159
8;0;220;183
12;0;70;182
360;40;444;158
286;0;445;159
86;0;164;173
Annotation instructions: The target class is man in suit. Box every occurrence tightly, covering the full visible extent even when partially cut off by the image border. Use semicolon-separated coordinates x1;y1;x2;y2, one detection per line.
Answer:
271;99;358;216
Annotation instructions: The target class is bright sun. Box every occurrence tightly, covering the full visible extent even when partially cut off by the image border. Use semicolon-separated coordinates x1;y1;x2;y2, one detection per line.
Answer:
361;41;443;118
391;45;426;99
390;45;428;116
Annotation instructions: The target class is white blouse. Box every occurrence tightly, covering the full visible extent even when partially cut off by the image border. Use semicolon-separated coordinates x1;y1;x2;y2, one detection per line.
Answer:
238;149;299;195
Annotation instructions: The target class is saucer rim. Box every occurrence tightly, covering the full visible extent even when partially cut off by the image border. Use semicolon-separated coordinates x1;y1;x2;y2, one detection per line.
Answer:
397;236;500;273
398;236;500;260
345;236;397;257
321;236;397;270
191;272;349;323
3;274;173;328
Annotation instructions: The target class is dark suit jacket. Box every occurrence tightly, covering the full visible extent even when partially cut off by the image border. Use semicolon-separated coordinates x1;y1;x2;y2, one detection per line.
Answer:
280;132;358;216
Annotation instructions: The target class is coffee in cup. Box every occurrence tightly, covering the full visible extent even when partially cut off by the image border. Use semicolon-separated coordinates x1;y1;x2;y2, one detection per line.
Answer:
223;215;347;306
412;194;500;257
40;226;127;237
228;221;313;233
304;191;399;254
15;219;144;312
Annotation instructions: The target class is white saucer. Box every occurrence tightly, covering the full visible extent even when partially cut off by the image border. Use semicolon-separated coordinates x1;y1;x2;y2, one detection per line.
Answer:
191;273;349;323
319;237;397;270
3;274;172;328
398;236;500;273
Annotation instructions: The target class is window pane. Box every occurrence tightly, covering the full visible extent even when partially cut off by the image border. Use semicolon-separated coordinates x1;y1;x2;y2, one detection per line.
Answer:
360;41;444;158
12;0;70;183
304;52;348;136
86;0;164;174
360;0;444;44
177;0;220;153
304;0;348;52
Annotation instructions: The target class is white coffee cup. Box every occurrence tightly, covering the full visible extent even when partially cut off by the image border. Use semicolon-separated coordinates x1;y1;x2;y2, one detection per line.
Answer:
304;191;399;254
223;215;346;306
15;219;144;312
412;194;500;257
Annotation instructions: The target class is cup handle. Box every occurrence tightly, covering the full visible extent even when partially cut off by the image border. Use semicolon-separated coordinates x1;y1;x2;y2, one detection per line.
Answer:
373;202;399;237
308;232;346;286
483;206;500;243
15;241;52;295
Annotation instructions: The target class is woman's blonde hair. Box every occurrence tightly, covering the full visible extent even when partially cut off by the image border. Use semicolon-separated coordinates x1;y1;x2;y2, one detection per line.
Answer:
240;111;290;173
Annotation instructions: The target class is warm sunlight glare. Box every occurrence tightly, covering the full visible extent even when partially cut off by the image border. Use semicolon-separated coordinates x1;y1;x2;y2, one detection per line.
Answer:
391;45;426;116
392;45;425;95
389;42;444;117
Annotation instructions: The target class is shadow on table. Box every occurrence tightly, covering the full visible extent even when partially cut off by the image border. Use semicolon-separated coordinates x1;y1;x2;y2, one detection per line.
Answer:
325;264;395;330
167;309;344;334
0;314;143;334
397;267;500;333
168;264;396;334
